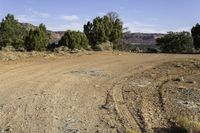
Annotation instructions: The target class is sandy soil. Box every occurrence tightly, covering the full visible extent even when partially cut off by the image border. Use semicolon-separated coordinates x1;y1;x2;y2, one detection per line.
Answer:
0;51;199;133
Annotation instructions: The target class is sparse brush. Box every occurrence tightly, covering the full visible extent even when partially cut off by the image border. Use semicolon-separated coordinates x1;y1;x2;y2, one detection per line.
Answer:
176;116;200;133
127;129;141;133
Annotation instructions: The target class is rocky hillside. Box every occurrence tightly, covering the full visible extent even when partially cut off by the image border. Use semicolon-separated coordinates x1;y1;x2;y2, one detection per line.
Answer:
123;32;165;45
20;23;37;31
49;31;64;44
20;23;64;44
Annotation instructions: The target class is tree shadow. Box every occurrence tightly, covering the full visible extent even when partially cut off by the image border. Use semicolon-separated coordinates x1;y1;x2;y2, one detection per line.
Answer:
153;127;187;133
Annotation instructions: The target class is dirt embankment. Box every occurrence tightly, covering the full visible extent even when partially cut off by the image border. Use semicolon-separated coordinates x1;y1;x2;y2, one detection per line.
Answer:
0;52;199;133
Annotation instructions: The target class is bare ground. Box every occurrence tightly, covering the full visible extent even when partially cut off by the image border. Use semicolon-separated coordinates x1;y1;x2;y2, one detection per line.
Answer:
0;51;199;133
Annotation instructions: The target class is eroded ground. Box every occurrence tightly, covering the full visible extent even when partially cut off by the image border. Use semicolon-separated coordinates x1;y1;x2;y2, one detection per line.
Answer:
0;52;199;133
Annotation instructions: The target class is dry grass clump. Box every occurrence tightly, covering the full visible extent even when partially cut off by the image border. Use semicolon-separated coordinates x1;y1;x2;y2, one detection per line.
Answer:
127;129;141;133
176;116;200;133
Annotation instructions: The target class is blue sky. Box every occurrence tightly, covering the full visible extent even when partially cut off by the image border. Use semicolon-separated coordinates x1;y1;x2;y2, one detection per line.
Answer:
0;0;199;33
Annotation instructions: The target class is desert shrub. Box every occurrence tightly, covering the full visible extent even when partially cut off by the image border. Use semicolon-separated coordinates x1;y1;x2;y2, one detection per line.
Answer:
176;117;200;133
0;14;27;49
24;24;49;51
84;12;123;50
156;31;195;53
127;129;141;133
54;46;69;53
192;23;200;50
147;48;160;53
95;41;113;51
1;45;15;52
58;30;89;50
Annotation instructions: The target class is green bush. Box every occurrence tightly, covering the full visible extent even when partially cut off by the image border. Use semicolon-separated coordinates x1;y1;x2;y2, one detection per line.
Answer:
192;23;200;50
0;14;27;50
24;24;49;51
58;30;89;50
156;32;195;53
84;12;123;50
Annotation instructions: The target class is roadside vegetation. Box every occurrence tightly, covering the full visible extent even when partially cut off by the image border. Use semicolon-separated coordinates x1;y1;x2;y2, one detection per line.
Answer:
156;31;194;53
0;12;122;52
84;12;123;50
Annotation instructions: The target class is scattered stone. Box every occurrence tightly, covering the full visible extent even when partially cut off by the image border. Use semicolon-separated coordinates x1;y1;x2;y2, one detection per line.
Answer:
35;107;39;110
177;86;190;91
70;70;108;77
0;127;13;132
194;62;200;68
0;104;5;109
116;128;124;133
108;121;115;128
177;100;198;109
95;85;100;88
186;80;197;84
101;104;112;110
174;77;184;82
96;129;100;133
175;63;183;68
124;90;131;93
131;80;151;88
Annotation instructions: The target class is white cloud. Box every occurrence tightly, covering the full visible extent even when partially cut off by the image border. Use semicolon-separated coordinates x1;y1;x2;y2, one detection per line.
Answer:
16;15;37;23
97;12;106;16
47;22;83;31
173;27;191;32
61;15;79;22
124;21;192;33
124;21;167;33
84;18;91;22
15;8;50;23
28;8;50;19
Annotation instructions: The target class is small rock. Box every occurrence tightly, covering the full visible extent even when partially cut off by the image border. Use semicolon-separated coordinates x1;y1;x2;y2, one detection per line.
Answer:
0;129;3;133
0;127;13;132
175;63;183;68
95;85;100;88
186;80;196;84
96;129;100;133
124;90;130;93
174;77;184;82
101;104;112;110
0;104;5;109
177;86;188;90
109;121;115;128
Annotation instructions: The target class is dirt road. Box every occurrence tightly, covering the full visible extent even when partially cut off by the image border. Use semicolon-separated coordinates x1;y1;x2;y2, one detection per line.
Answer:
0;52;199;133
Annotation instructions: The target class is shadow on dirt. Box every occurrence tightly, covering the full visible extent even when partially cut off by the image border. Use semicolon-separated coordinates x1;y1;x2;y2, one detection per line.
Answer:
153;126;187;133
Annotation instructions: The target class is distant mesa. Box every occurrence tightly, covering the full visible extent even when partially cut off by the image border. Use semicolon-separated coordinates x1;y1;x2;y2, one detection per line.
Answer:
122;32;165;45
20;23;164;45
